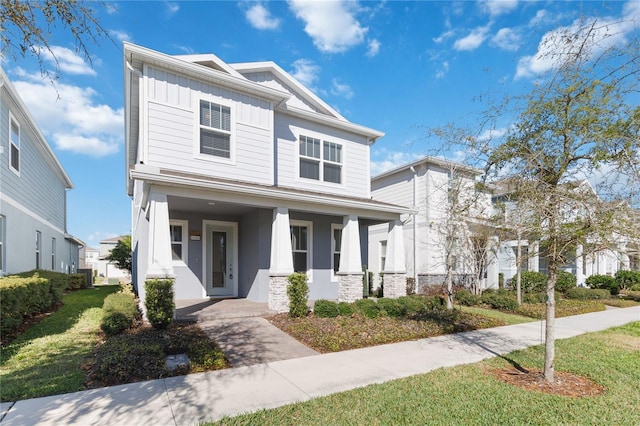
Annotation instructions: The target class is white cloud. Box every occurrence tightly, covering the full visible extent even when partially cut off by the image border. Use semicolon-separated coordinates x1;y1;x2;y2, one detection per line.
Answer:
367;39;380;57
482;0;518;17
477;126;509;142
491;27;521;51
288;0;368;53
12;70;123;157
109;29;130;42
433;29;455;44
454;25;491;51
165;1;179;17
516;1;640;79
40;46;96;76
435;61;450;79
245;3;281;30
331;79;354;99
529;9;549;27
370;150;423;176
290;58;320;89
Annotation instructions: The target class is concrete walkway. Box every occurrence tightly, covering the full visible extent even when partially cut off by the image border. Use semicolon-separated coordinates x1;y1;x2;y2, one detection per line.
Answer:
1;307;638;425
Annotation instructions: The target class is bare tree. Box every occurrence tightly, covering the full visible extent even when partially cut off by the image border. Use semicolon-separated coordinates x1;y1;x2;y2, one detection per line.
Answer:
1;0;110;79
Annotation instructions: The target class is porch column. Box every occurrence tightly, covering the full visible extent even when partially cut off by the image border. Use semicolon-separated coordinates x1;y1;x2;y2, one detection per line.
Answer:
146;192;175;279
337;215;363;303
269;207;294;313
529;241;540;273
383;219;406;299
485;236;500;289
576;244;584;286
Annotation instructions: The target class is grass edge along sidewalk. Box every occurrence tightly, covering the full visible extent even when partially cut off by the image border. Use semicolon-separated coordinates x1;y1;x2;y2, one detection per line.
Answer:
210;320;640;426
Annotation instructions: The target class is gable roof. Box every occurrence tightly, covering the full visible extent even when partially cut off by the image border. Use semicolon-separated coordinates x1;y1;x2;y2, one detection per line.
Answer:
372;155;483;182
0;67;74;189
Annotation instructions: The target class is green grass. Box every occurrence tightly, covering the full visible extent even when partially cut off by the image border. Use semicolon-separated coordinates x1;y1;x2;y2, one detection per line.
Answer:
210;321;640;425
458;305;535;324
0;286;118;401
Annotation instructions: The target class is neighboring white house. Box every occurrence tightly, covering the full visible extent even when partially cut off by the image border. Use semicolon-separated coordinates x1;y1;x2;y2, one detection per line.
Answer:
123;43;408;312
369;156;498;294
80;246;100;271
97;235;131;283
0;67;82;276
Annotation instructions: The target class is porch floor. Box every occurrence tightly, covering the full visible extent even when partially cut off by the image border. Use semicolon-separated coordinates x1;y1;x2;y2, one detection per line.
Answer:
174;298;319;367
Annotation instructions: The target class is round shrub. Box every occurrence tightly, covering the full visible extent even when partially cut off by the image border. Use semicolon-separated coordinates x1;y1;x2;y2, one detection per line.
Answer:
376;298;406;317
454;289;481;306
520;271;547;293
313;300;339;318
565;287;611;300
145;278;175;329
615;270;640;290
585;274;619;295
355;298;380;318
337;302;355;317
555;271;577;293
287;273;309;318
397;295;429;316
101;311;132;336
481;290;518;311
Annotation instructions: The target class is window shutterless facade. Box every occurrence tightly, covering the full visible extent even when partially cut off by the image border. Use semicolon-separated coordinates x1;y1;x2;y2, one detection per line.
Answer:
36;231;42;269
380;240;387;272
169;220;188;262
331;224;342;275
299;136;343;184
290;221;312;277
51;238;56;270
199;100;231;159
9;113;20;174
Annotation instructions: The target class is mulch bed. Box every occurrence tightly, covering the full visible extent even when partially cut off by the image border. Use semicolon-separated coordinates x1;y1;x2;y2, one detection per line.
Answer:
487;367;605;397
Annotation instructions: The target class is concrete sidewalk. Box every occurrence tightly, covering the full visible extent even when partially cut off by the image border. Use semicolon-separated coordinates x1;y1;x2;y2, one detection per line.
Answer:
2;307;638;426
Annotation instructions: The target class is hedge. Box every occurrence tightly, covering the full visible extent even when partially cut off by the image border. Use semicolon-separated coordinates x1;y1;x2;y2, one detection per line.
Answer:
0;275;50;338
564;287;611;300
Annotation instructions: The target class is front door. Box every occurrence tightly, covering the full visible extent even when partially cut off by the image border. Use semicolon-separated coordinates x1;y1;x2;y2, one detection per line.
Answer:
204;221;237;297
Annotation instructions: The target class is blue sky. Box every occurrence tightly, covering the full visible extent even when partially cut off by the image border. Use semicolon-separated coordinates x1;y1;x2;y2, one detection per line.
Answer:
3;0;638;247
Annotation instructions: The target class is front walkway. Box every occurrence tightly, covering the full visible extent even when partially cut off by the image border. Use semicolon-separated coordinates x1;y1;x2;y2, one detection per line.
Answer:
1;307;639;425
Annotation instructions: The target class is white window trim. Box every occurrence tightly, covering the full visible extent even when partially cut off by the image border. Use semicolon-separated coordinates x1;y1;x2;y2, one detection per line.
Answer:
379;240;387;273
297;134;345;187
331;224;342;281
194;97;236;165
170;219;189;265
9;112;20;176
290;219;313;282
36;230;42;270
51;237;56;271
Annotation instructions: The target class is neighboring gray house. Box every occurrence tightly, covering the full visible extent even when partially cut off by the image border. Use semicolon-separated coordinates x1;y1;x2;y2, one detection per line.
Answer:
369;156;499;294
123;43;408;312
0;67;81;276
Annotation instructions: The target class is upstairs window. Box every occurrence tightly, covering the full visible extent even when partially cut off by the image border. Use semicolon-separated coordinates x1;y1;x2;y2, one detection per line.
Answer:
9;114;20;174
299;136;342;184
199;100;231;159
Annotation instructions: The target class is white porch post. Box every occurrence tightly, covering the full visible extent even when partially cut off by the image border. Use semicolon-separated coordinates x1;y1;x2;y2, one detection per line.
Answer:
529;241;540;272
383;219;406;298
269;207;294;312
146;192;175;279
486;236;499;289
576;244;584;286
337;215;363;303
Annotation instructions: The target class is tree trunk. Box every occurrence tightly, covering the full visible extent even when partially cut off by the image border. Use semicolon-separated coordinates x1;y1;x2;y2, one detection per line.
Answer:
544;266;556;382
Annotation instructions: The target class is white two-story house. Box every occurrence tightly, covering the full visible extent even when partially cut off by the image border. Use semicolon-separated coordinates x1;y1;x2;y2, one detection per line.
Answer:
369;156;498;294
0;67;82;276
124;43;408;312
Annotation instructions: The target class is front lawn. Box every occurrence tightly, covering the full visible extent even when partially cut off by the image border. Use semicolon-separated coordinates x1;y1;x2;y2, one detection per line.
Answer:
0;286;118;401
210;321;640;425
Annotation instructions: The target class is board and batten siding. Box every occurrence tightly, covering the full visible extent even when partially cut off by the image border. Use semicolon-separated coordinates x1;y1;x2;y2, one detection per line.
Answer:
241;72;319;115
143;66;274;185
274;113;371;198
0;91;67;231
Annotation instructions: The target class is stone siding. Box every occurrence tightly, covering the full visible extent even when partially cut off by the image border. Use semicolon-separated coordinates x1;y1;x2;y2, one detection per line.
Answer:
337;273;363;303
383;273;407;298
268;275;289;313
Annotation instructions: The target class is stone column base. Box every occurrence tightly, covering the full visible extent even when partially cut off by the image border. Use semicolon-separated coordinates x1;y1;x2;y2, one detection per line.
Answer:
269;275;290;313
383;273;407;299
337;273;363;303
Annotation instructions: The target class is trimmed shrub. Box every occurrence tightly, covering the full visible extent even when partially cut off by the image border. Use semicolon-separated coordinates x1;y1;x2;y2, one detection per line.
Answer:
630;284;640;292
615;270;640;290
520;271;547;293
555;271;577;293
376;297;406;317
145;278;175;329
101;312;132;336
454;289;481;306
68;273;87;290
355;298;380;318
0;274;51;338
565;287;611;300
481;290;518;311
586;274;619;295
313;300;340;318
286;273;309;318
337;302;355;316
397;295;428;316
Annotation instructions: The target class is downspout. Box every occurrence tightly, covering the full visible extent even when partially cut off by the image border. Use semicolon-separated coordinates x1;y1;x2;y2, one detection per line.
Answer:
410;166;418;285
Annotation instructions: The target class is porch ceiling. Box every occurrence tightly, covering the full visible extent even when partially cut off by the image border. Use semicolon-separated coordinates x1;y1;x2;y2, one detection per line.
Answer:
167;195;254;216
